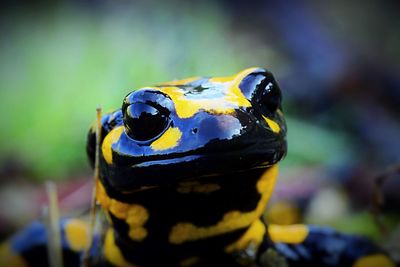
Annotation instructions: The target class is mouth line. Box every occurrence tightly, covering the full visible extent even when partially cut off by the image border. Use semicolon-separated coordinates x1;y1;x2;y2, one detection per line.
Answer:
132;154;203;168
130;141;284;169
102;138;286;195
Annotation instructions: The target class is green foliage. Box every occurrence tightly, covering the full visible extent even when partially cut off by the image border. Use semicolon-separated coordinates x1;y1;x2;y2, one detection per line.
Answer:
282;117;354;169
0;4;350;179
0;4;282;179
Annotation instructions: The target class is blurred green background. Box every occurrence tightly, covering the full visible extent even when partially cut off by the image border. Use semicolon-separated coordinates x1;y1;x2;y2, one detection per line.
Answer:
0;0;399;246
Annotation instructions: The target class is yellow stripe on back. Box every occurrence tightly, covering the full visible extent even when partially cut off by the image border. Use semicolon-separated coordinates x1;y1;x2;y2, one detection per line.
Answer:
97;181;149;242
104;230;138;267
169;165;278;244
225;219;266;253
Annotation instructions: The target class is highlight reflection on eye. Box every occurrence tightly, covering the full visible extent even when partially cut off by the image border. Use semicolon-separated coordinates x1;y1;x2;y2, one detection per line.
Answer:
123;102;170;141
259;79;282;115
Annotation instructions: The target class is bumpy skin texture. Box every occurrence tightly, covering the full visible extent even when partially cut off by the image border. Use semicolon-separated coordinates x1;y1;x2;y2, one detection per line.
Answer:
0;68;396;267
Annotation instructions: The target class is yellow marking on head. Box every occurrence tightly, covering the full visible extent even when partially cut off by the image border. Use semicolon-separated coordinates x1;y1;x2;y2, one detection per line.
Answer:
224;67;259;108
266;200;301;225
97;181;149;242
352;254;396;267
64;219;90;251
177;181;221;194
101;126;124;164
180;256;200;267
104;230;137;267
225;219;266;253
169;165;278;244
268;224;309;244
157;68;259;119
158;86;235;118
262;116;280;133
150;126;182;151
0;243;28;267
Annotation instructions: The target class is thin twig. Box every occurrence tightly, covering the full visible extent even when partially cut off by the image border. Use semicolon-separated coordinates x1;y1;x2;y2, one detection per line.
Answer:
46;181;63;267
81;107;102;267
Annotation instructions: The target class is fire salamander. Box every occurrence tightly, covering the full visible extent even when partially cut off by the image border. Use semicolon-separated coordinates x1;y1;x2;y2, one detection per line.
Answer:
0;68;396;267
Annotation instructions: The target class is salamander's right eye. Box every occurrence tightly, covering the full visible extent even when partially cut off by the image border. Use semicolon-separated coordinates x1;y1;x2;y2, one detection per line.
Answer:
122;89;174;142
123;102;170;141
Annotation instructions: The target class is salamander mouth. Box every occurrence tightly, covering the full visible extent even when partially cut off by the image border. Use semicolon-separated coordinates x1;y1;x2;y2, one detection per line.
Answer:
131;142;285;169
101;137;286;193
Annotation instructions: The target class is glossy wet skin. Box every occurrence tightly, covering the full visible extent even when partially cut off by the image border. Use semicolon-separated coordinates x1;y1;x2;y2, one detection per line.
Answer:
85;67;288;266
92;67;287;193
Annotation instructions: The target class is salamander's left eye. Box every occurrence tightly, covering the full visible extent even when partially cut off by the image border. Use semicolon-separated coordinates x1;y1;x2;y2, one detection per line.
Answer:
258;78;282;115
239;70;282;116
123;103;170;141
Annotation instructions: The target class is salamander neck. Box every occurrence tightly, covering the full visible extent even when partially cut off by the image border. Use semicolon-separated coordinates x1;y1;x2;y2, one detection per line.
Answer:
96;165;279;267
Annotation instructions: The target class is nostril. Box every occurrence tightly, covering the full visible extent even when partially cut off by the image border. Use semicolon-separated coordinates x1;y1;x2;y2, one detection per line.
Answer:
192;128;198;134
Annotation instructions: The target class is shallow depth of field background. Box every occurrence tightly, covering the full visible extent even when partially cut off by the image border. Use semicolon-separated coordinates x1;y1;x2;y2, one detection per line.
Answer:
0;0;399;249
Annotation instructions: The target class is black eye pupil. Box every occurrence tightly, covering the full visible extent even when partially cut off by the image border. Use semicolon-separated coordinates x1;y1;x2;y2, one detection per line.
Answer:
261;81;281;115
124;103;169;141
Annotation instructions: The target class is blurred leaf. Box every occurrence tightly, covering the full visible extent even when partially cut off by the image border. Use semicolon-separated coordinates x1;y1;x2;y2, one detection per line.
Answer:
281;117;354;169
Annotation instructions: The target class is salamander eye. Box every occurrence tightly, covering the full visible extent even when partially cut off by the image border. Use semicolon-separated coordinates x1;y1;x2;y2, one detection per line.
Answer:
123;103;170;141
239;70;282;116
258;78;282;115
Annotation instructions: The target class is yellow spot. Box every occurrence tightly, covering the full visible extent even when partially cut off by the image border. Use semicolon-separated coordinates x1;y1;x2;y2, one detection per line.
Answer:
97;181;149;242
352;254;395;267
266;200;301;225
0;243;28;267
126;205;149;226
64;219;90;251
169;165;278;244
150;126;182;151
177;181;221;194
104;230;137;267
109;199;131;219
268;224;309;244
180;257;200;267
263;116;280;133
225;219;266;253
102;126;124;164
128;227;148;241
126;205;149;241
